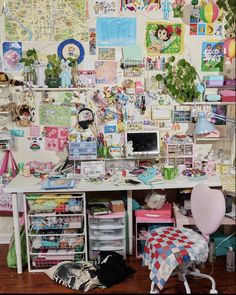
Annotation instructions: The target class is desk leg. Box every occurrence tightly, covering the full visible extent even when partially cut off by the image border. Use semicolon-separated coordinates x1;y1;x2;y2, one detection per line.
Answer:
127;190;133;255
12;193;22;274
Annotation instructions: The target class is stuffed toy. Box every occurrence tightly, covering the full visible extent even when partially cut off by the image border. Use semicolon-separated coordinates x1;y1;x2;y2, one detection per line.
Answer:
0;72;24;86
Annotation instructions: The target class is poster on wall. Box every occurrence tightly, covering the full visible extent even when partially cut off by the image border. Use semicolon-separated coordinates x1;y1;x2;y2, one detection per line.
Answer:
95;61;117;84
4;0;89;41
39;104;71;126
94;0;117;15
146;22;183;55
189;2;223;37
96;17;136;46
201;41;224;72
2;42;22;71
120;0;160;12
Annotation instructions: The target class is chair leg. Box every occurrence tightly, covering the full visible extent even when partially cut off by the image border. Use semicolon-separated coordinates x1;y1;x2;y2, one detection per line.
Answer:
183;275;191;294
188;271;218;294
150;281;159;294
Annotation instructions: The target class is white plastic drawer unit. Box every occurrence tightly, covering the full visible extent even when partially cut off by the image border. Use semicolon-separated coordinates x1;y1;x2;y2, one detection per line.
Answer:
88;212;126;259
24;193;88;272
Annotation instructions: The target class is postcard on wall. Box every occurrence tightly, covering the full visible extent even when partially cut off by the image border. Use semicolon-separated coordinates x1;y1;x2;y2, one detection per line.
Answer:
96;17;136;46
189;2;223;37
201;41;224;72
120;0;160;12
146;22;183;55
94;0;117;15
39;104;71;126
2;42;22;71
95;61;117;84
78;70;96;88
98;48;116;60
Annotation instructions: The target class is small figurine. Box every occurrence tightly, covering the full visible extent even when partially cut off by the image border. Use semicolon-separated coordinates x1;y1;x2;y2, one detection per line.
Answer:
59;59;72;88
35;60;47;88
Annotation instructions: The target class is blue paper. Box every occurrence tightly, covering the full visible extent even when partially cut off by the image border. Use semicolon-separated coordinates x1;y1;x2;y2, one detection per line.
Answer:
96;17;136;47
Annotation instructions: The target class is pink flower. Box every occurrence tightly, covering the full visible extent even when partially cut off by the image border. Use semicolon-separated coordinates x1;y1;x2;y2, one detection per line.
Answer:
176;0;182;6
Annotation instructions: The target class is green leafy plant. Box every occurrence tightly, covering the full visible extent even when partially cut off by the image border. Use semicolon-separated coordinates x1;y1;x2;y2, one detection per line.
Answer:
19;48;38;67
155;56;200;103
216;0;236;37
45;54;62;77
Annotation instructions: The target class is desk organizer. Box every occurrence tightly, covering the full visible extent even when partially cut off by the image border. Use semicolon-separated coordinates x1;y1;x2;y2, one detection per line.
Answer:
88;211;126;260
24;193;87;272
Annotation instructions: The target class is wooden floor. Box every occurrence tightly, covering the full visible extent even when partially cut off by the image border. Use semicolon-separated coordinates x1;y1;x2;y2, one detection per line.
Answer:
0;244;235;294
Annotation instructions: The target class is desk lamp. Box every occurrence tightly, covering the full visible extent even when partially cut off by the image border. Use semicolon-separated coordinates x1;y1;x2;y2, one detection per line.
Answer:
194;111;236;135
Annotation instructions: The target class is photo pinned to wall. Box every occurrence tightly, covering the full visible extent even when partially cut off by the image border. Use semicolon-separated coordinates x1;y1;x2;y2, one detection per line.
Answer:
120;0;160;12
201;41;224;72
39;104;71;126
146;22;183;55
95;61;117;84
98;48;116;60
94;0;117;15
189;2;223;37
89;28;96;55
78;70;96;88
2;42;22;71
96;17;136;47
44;126;69;151
27;136;43;151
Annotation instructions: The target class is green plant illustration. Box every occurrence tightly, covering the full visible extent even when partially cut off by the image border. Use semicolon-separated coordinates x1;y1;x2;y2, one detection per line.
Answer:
19;48;38;67
217;0;236;37
155;56;201;103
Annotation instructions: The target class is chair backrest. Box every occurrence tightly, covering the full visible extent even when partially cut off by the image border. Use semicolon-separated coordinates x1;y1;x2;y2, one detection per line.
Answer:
191;183;225;240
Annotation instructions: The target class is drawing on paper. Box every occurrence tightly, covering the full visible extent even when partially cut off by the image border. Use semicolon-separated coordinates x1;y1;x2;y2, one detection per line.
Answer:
120;0;160;12
94;0;117;15
39;104;71;126
95;61;117;84
146;22;183;55
4;0;89;41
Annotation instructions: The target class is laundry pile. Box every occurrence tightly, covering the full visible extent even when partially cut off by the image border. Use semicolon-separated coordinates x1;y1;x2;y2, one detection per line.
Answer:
45;251;135;292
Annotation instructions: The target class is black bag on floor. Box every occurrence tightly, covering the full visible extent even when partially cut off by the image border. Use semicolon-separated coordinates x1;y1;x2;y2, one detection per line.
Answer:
93;251;135;287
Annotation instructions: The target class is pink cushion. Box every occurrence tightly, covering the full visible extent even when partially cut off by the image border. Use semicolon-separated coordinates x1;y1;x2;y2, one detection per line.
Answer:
191;184;225;235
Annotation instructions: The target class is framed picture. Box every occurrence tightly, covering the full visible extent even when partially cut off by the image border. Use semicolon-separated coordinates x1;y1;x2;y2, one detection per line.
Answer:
201;41;224;72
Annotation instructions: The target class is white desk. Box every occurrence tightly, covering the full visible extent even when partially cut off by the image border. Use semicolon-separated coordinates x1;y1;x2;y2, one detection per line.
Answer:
4;174;222;274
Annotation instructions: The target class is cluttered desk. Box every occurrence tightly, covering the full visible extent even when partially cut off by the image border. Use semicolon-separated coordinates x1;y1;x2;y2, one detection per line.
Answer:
5;170;230;275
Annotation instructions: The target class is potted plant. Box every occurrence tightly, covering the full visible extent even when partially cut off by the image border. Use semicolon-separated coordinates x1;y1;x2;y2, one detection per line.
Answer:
155;56;201;103
45;54;62;88
19;48;38;85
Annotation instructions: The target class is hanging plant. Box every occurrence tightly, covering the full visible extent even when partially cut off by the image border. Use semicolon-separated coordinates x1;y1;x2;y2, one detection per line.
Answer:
155;56;201;103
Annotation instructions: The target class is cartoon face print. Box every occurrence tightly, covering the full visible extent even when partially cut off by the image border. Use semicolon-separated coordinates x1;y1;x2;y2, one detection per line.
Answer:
157;28;168;41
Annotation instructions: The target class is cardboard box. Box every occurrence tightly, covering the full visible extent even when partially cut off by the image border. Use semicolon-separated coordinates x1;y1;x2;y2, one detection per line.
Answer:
110;200;125;213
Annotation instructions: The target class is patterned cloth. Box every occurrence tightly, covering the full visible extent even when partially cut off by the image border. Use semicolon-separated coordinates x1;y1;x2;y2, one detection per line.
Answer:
143;227;208;290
